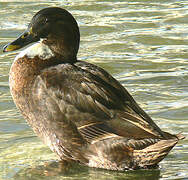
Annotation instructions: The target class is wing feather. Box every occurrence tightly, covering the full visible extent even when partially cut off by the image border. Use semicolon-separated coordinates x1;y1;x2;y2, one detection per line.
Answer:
38;61;165;145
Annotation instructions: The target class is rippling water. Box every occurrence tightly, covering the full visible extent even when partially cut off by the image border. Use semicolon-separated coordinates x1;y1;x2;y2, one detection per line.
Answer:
0;0;188;179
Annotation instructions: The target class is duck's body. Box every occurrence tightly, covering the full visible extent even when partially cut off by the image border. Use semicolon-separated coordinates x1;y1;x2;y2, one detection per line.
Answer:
4;7;184;171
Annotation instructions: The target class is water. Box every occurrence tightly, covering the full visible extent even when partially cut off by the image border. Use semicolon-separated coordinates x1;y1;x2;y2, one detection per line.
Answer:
0;0;188;179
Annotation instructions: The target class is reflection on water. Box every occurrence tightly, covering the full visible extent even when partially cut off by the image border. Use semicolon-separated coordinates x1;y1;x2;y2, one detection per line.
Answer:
14;161;161;180
0;0;188;179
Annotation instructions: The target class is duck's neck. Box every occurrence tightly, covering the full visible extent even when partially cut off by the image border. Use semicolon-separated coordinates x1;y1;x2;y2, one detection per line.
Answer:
15;42;55;62
42;26;79;64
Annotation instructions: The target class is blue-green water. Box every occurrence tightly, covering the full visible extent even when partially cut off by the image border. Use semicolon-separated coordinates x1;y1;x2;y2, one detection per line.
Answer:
0;0;188;179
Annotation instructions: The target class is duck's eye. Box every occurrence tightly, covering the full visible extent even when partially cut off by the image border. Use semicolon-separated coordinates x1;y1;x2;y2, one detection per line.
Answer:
40;18;49;26
45;18;49;23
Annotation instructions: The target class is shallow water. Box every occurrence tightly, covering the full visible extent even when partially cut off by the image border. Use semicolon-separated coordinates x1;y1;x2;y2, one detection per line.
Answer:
0;0;188;179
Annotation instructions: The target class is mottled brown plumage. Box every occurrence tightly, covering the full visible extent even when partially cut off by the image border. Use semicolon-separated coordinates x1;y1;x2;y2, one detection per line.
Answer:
3;7;184;171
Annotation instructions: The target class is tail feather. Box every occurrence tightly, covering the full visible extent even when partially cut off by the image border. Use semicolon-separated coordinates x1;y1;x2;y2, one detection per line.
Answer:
133;134;184;168
85;133;184;170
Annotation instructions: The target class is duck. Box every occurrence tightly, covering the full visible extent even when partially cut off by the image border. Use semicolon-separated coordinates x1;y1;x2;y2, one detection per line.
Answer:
3;7;184;171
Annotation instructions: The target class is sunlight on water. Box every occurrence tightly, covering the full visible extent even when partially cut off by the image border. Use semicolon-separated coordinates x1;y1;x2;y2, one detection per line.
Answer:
0;0;188;179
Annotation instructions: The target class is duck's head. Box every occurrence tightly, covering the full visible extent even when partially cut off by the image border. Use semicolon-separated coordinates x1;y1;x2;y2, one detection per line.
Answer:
3;7;80;62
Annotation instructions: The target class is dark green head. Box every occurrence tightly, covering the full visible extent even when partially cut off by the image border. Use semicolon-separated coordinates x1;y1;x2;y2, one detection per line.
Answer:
3;7;80;61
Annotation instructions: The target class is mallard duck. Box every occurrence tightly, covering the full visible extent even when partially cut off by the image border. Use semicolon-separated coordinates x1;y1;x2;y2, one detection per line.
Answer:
3;7;184;171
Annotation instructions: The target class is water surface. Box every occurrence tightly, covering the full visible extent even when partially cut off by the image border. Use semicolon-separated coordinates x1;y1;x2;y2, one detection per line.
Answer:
0;0;188;179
